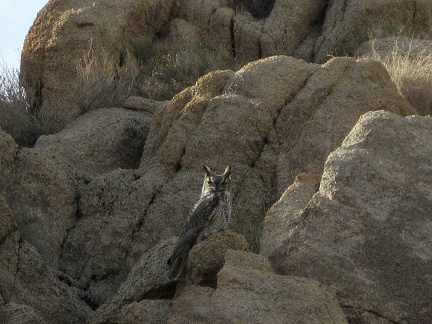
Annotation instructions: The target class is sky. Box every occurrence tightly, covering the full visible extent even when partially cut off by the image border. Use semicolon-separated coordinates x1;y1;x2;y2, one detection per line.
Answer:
0;0;48;70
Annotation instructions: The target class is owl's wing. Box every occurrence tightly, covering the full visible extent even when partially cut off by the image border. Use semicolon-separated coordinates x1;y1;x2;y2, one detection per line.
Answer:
167;196;219;279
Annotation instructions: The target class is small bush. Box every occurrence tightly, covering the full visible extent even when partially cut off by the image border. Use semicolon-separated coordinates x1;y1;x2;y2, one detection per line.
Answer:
132;37;234;100
0;65;54;146
73;46;139;114
363;38;432;115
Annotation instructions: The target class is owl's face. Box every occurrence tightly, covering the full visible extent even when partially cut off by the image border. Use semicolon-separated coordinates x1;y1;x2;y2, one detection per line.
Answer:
202;165;232;195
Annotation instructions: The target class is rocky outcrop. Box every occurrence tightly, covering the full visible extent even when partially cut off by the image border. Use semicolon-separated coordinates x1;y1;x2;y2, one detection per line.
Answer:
168;249;348;323
267;110;432;323
3;52;422;322
53;55;415;308
21;0;178;123
34;107;151;178
21;0;432;124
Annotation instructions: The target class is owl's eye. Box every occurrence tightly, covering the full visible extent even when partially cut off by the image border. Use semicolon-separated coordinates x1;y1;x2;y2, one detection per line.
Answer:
207;177;213;184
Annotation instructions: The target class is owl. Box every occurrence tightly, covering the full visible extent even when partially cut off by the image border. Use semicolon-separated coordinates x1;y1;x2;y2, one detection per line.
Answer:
167;165;233;280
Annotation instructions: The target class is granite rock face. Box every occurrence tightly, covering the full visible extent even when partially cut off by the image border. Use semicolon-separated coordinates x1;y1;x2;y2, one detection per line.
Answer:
267;111;432;323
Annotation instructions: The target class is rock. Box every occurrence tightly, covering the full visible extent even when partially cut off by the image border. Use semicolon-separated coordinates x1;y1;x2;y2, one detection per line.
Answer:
0;129;19;195
34;108;151;178
0;196;91;323
0;303;44;324
141;56;414;252
269;111;432;323
123;96;168;114
259;0;327;61
31;56;413;308
314;0;432;63
90;231;248;323
184;230;249;287
168;249;347;323
21;0;178;123
0;195;15;246
0;104;36;147
21;0;432;128
0;128;18;167
58;169;155;308
260;173;319;257
6;148;78;269
89;238;176;323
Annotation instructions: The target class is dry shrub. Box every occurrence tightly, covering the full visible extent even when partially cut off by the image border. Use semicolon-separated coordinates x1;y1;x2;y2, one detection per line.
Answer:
73;45;139;114
0;66;54;146
132;37;234;100
364;38;432;115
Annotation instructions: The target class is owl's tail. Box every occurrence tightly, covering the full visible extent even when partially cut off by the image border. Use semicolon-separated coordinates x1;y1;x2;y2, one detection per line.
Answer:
167;235;196;280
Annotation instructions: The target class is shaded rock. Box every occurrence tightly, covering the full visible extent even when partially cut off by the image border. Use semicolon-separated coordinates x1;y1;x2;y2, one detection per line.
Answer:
259;0;327;61
88;238;176;323
0;104;36;147
0;196;91;323
34;108;151;178
260;173;319;256
7;148;78;269
0;128;18;167
86;230;246;322
58;169;154;308
168;249;347;323
269;111;432;323
314;0;432;63
21;0;178;123
184;230;249;287
0;303;44;324
123;96;168;114
113;300;171;324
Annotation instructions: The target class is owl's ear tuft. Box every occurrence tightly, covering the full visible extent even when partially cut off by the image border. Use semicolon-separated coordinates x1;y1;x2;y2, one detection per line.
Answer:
203;165;212;176
223;165;232;177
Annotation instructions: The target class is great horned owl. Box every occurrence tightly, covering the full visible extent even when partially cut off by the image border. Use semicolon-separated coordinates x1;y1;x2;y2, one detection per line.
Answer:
167;165;233;279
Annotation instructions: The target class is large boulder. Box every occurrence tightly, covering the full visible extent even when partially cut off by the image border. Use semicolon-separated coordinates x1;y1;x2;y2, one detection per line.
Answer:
260;173;319;257
168;249;348;323
268;111;432;323
6;148;78;269
21;0;178;123
34;107;151;178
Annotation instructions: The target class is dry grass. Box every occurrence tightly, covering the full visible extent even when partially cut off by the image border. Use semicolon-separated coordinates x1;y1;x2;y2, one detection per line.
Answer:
364;38;432;115
132;37;234;100
73;45;139;114
0;66;51;146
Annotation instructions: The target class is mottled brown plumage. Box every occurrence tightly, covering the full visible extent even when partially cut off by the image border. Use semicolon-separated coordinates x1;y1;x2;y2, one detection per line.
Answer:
167;165;232;279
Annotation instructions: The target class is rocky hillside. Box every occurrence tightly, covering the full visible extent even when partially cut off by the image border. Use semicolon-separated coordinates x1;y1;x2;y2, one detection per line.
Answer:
20;0;432;124
1;0;432;323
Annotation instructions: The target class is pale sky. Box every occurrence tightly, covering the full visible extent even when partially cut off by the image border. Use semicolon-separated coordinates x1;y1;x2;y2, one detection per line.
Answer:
0;0;48;70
